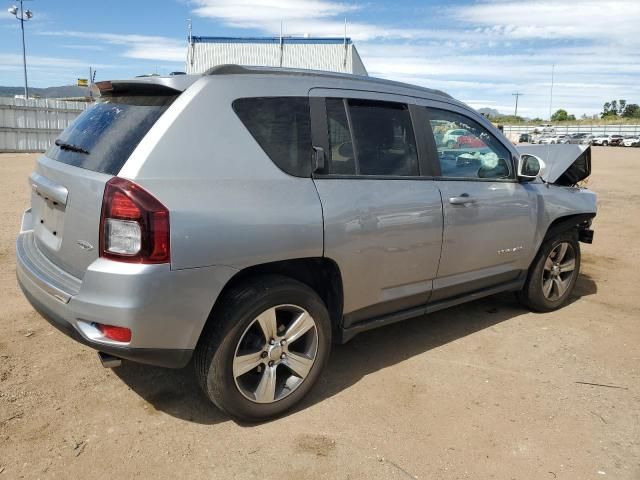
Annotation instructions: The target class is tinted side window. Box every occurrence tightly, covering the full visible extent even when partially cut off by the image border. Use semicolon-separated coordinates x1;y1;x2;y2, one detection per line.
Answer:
348;100;419;176
427;109;512;180
233;97;312;177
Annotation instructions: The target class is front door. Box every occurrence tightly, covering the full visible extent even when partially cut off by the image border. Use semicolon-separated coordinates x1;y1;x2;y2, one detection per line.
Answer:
421;104;537;300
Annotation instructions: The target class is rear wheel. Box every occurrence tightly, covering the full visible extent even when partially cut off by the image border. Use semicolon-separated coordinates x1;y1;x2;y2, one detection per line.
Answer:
194;275;331;421
518;231;581;312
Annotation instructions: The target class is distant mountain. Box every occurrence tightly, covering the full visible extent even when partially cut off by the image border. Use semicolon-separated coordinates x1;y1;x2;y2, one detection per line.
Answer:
477;107;503;117
0;85;89;98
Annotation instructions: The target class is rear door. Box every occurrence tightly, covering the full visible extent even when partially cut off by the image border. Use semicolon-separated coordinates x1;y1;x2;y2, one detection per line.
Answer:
418;103;537;300
29;85;178;278
309;89;443;326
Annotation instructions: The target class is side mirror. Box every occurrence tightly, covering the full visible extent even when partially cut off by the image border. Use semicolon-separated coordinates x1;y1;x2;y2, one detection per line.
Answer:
517;154;546;181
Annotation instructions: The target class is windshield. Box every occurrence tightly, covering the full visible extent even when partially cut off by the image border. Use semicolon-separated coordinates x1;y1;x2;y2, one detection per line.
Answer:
46;94;177;175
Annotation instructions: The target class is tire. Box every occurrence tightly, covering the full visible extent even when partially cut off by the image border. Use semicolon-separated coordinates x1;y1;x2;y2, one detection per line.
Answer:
194;274;331;421
602;141;608;146
518;231;581;312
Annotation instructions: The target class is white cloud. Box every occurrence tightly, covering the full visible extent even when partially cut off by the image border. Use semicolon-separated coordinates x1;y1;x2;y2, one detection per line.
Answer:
454;0;640;46
0;53;115;71
191;0;355;31
190;0;432;40
60;44;107;51
38;31;186;62
191;0;358;23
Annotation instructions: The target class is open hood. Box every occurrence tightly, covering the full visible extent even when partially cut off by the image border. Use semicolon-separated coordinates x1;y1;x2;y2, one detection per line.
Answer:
516;144;591;185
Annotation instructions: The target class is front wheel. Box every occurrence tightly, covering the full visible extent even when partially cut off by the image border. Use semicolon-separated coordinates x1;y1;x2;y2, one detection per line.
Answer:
518;231;581;312
194;275;331;421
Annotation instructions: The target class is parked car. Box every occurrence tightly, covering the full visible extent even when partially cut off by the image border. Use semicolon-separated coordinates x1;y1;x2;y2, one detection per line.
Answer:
609;135;624;146
540;134;569;144
16;66;597;421
538;135;556;144
533;124;555;134
593;134;624;146
622;135;640;147
456;135;487;148
442;128;471;148
567;133;595;145
518;133;532;143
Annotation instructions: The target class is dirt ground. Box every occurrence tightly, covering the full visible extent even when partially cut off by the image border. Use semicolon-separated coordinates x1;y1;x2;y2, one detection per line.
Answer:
0;148;638;479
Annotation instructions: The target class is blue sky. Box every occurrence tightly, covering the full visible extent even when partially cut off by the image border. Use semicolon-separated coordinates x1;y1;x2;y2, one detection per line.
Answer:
1;0;639;118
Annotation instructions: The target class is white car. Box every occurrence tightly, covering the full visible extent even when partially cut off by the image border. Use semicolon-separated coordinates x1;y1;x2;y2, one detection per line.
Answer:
592;135;623;146
442;128;471;147
622;136;640;147
533;124;555;134
538;135;562;144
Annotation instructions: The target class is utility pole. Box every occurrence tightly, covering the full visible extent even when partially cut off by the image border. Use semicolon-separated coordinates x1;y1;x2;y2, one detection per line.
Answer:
88;66;96;101
279;20;284;67
8;1;34;100
343;18;348;69
549;64;555;121
512;92;523;117
187;18;194;69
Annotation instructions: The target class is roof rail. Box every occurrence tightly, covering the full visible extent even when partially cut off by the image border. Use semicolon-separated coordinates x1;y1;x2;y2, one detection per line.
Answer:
203;64;452;99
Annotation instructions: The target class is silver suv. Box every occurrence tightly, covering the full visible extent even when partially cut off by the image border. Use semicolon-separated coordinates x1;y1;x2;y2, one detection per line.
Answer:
16;66;596;421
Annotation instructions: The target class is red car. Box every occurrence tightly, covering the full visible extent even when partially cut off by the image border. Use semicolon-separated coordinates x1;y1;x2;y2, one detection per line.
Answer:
456;135;486;149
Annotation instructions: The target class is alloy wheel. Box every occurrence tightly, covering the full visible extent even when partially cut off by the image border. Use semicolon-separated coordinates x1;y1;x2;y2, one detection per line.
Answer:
542;242;576;301
232;305;319;404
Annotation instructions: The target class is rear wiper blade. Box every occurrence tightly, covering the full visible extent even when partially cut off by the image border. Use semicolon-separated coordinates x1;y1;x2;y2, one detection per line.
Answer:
55;139;89;154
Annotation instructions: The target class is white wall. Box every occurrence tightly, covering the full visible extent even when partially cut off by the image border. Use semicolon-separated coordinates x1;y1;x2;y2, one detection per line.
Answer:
0;97;87;152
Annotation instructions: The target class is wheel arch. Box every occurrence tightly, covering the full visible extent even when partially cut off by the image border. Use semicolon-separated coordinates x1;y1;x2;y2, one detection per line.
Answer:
543;213;595;242
527;212;594;271
199;257;344;345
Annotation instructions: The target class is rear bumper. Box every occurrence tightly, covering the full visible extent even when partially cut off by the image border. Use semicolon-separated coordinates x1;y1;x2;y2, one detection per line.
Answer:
16;224;238;368
18;279;192;368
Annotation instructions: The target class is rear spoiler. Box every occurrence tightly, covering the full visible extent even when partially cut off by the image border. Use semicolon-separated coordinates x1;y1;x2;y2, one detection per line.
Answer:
91;73;199;98
93;81;182;97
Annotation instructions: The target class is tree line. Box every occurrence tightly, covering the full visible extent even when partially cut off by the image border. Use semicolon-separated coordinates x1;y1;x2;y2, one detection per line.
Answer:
551;100;639;121
484;99;640;124
601;100;640;119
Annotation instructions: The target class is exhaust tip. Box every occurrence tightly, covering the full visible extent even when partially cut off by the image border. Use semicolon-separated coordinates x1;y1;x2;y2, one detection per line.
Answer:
98;351;122;368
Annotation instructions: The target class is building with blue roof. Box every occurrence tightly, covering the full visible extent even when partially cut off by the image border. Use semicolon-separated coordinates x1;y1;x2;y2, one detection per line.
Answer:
186;36;368;75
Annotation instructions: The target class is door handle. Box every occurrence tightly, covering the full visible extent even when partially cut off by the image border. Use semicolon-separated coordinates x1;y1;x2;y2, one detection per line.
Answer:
449;193;475;205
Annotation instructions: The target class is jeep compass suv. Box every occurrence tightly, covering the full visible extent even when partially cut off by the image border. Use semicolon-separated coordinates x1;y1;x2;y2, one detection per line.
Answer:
17;65;596;420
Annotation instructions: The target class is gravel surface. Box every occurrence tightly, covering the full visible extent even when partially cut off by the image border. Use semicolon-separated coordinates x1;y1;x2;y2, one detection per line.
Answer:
0;148;638;479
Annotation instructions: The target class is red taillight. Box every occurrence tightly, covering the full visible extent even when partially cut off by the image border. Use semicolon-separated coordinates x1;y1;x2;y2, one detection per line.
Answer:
99;177;170;264
110;191;141;219
96;323;132;343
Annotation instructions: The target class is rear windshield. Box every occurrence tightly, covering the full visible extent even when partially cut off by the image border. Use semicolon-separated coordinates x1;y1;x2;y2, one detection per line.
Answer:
46;95;176;175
